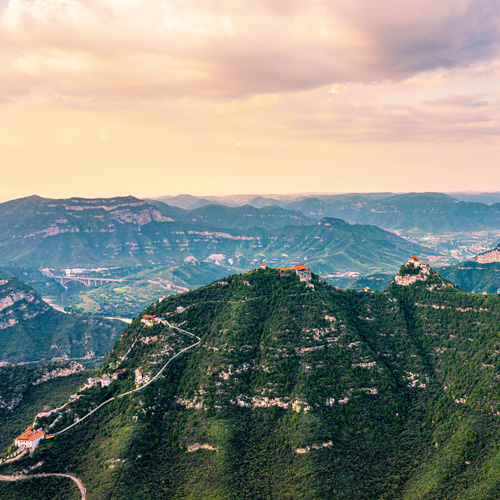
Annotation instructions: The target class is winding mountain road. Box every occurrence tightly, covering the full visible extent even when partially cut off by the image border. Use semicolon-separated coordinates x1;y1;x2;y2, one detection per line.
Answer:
54;319;200;436
0;319;200;499
0;473;86;499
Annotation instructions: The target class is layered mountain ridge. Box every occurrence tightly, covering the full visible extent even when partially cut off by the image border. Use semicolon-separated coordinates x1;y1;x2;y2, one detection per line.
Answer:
0;196;429;275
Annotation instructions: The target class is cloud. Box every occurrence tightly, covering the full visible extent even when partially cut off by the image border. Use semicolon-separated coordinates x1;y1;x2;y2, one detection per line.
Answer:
0;0;498;100
0;0;498;146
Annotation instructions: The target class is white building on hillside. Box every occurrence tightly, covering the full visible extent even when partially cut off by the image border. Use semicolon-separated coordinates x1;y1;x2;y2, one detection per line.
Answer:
15;427;45;452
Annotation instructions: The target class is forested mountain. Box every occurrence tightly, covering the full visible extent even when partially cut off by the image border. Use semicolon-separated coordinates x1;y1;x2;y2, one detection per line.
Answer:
285;192;500;234
0;196;428;273
173;204;314;230
0;361;91;449
0;277;124;363
156;192;500;236
4;263;500;499
439;245;500;294
450;192;500;205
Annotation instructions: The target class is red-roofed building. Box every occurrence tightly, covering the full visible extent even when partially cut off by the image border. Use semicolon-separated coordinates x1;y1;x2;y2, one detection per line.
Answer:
280;264;312;281
141;314;156;326
408;255;421;267
294;264;308;271
14;427;45;451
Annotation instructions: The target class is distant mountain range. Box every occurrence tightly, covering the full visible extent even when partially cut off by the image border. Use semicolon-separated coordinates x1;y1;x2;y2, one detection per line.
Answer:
156;192;500;236
153;193;309;209
0;195;429;274
0;276;124;363
158;191;500;209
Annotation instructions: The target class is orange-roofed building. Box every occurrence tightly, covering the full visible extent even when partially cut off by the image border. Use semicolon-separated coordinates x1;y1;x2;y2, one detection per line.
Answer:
141;314;157;326
15;427;45;451
410;256;418;261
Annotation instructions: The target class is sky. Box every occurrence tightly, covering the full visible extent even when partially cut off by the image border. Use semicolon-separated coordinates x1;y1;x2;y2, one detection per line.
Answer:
0;0;499;202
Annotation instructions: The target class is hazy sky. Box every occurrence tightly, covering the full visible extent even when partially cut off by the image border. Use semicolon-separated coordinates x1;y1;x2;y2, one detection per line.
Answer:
0;0;499;202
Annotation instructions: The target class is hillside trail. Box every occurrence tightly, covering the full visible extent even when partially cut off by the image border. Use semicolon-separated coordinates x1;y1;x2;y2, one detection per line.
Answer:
0;472;86;499
0;319;201;499
53;319;200;436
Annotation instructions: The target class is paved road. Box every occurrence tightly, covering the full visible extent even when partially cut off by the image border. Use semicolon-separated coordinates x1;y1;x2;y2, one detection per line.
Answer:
0;473;86;499
54;319;200;436
1;319;200;500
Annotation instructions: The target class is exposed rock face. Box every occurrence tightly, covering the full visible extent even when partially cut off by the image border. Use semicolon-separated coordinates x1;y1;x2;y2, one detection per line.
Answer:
0;361;84;411
394;267;431;286
0;276;124;364
473;249;500;263
0;277;49;329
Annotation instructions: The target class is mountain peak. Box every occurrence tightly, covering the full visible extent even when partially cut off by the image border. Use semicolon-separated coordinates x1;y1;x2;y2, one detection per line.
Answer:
317;217;349;226
393;256;453;289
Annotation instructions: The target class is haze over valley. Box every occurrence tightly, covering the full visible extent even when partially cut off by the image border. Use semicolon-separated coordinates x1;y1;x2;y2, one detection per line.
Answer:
2;0;500;497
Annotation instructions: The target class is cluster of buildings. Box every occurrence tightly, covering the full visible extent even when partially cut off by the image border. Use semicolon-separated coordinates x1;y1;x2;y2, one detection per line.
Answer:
141;315;169;327
407;256;429;268
279;264;312;282
86;370;122;389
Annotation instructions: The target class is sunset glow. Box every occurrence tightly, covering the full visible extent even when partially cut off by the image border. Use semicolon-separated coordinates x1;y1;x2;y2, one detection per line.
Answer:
0;0;499;201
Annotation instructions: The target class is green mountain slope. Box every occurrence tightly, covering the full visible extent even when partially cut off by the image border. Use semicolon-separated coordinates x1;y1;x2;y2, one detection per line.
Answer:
4;264;500;498
0;362;91;500
439;245;500;294
180;204;314;230
0;277;124;363
286;192;500;235
0;362;92;450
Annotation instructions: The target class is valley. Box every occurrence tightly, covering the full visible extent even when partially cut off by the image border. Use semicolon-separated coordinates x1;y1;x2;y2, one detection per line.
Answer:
3;193;500;499
3;192;500;319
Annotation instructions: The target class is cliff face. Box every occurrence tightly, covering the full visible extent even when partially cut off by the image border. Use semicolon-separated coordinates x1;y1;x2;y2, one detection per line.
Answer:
393;265;431;286
0;277;50;330
473;247;500;263
0;277;124;364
